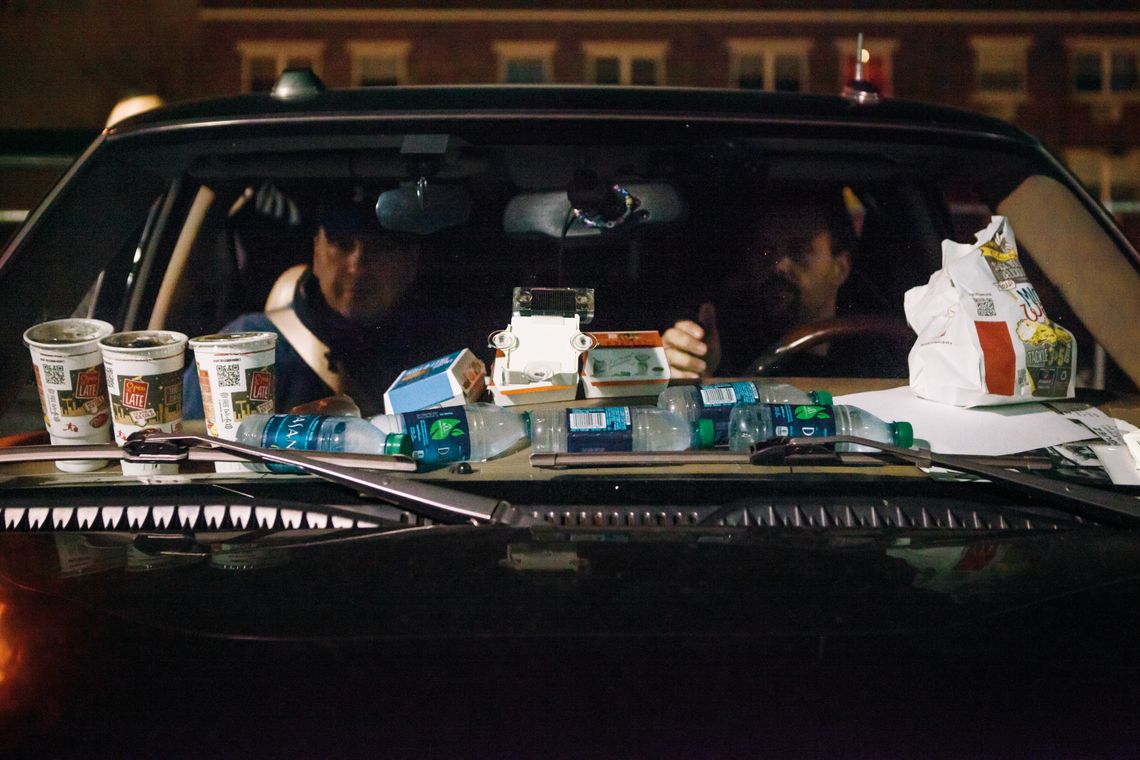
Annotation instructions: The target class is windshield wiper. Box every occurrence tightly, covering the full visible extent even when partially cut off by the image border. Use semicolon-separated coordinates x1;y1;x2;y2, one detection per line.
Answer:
531;437;1140;528
756;436;1140;527
0;432;533;526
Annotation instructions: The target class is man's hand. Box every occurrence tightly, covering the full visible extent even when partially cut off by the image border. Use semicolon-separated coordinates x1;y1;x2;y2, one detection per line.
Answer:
663;301;721;379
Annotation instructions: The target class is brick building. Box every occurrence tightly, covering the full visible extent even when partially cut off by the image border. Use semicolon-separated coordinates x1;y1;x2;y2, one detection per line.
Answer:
196;1;1140;238
2;1;1139;239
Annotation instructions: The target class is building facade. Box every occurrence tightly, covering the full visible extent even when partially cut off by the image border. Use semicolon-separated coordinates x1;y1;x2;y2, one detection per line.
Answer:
1;1;1138;240
197;1;1140;238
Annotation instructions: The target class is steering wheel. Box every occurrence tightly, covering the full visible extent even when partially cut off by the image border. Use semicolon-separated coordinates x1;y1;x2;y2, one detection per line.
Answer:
745;315;914;376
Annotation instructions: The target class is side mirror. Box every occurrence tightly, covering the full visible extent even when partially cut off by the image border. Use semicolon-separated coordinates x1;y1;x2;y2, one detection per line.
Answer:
376;183;473;234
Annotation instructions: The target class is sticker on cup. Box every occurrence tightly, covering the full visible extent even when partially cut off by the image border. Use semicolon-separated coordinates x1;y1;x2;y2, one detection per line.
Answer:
189;331;277;473
99;330;188;475
23;318;115;473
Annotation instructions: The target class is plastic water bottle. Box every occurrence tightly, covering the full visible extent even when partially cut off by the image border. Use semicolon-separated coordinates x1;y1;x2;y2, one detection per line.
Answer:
236;413;413;472
368;403;529;469
658;381;833;446
727;403;913;453
529;405;714;454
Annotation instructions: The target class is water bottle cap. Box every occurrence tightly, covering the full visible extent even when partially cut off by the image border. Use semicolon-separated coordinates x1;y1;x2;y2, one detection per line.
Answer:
383;433;413;457
891;421;914;449
696;418;715;449
810;389;833;405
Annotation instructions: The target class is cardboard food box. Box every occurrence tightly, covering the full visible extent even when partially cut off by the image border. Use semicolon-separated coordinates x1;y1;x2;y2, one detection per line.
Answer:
487;354;579;407
580;331;670;399
384;348;486;414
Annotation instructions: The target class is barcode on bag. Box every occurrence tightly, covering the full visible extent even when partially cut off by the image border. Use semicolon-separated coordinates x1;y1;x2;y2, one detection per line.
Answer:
569;410;608;431
43;363;66;386
216;362;242;388
972;295;996;317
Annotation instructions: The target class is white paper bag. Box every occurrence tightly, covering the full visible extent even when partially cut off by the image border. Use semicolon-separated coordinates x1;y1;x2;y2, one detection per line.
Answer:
904;216;1076;407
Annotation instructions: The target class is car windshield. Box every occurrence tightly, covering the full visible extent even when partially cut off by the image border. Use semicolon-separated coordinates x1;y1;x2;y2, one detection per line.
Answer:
1;87;1138;531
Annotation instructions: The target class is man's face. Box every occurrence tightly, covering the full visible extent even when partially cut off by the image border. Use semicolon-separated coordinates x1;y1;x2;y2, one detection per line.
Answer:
738;207;851;328
312;226;420;323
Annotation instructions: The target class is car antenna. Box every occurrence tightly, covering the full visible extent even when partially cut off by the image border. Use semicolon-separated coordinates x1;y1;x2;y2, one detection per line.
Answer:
842;33;882;105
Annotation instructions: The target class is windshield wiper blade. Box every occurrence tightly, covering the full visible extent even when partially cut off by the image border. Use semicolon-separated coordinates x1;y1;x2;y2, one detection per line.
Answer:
138;432;533;526
752;435;1140;528
0;432;531;526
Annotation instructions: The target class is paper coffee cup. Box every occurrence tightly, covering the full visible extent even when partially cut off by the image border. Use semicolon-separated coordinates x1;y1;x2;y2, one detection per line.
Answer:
189;331;277;472
23;318;115;473
99;330;188;475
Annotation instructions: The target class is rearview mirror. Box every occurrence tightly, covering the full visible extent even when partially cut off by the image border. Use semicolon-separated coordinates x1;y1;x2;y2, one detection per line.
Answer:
376;183;473;234
503;182;685;238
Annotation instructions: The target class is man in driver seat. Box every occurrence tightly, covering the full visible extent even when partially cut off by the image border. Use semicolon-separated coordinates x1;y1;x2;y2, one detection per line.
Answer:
663;187;901;378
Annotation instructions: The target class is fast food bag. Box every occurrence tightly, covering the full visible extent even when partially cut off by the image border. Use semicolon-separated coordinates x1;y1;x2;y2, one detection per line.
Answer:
903;216;1076;407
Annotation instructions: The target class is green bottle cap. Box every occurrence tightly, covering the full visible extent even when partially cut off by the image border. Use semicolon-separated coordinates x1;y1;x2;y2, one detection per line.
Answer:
810;389;833;405
383;432;413;457
891;421;914;449
696;418;716;449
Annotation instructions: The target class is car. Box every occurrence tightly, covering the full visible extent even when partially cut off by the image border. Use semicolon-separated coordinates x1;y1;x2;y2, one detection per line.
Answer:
1;71;1139;755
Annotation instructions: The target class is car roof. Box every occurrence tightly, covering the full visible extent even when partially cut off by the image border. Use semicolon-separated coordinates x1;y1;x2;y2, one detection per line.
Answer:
107;84;1036;145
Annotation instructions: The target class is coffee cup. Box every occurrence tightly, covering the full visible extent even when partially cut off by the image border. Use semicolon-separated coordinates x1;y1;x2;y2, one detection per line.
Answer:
23;318;115;472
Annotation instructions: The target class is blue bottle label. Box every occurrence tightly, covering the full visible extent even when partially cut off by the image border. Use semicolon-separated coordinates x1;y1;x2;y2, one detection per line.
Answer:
698;382;758;445
769;404;837;438
566;406;634;453
401;407;472;469
259;414;326;473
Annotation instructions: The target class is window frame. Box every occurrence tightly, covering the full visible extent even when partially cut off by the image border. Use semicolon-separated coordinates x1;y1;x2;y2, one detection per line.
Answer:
345;40;412;87
493;40;557;84
236;40;326;93
725;37;812;93
581;41;669;86
969;35;1032;120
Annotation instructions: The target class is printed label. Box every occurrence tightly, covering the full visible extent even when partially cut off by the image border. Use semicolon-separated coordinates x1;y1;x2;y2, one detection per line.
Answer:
566;406;634;453
770;404;837;439
978;222;1027;290
198;359;277;439
696;383;759;445
259;414;325;473
31;353;110;438
401;407;472;468
1015;318;1073;398
107;368;184;443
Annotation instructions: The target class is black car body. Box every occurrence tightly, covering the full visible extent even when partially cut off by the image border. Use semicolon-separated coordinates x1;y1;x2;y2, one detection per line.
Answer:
1;81;1139;755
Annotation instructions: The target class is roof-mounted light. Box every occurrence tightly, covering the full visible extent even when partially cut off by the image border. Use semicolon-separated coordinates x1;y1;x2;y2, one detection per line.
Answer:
842;33;882;105
271;68;326;101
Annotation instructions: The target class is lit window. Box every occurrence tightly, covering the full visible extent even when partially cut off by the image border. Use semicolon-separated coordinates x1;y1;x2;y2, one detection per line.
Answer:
493;41;556;84
1066;38;1140;123
1065;148;1140;213
726;38;812;92
1068;39;1140;95
970;36;1031;120
834;37;898;98
346;41;411;87
236;41;325;93
582;42;668;86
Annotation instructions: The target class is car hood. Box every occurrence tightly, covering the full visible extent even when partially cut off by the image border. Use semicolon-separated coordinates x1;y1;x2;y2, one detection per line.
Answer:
4;527;1140;755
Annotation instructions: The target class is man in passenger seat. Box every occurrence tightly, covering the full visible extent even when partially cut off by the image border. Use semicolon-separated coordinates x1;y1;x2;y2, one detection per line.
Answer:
183;184;434;417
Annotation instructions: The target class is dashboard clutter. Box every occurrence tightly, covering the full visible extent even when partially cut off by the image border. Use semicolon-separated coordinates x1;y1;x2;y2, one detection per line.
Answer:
383;348;486;414
488;286;595;407
580;331;670;399
904;216;1076;407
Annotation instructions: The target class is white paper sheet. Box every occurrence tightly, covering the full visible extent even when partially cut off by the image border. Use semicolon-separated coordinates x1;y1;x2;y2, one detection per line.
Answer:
833;386;1092;456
